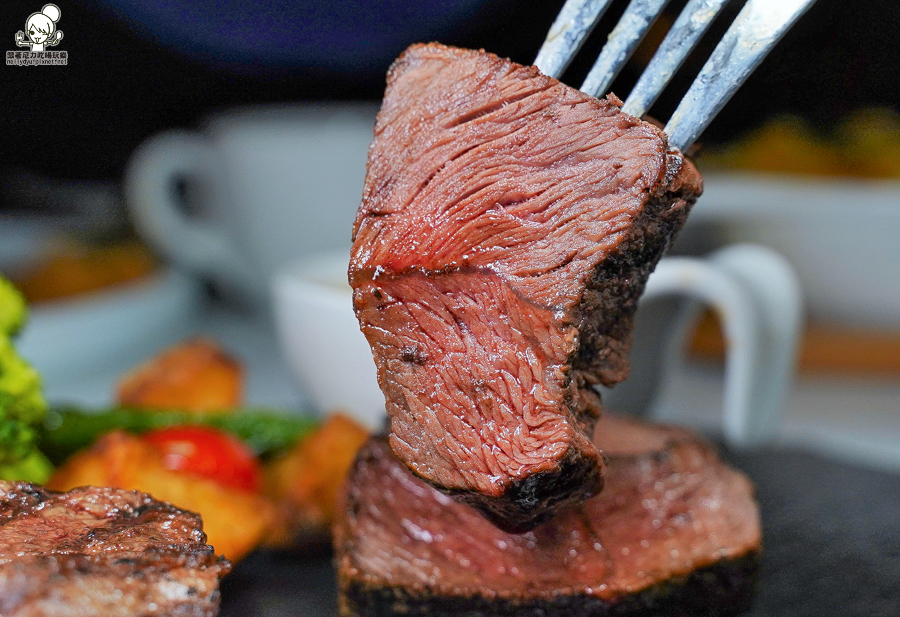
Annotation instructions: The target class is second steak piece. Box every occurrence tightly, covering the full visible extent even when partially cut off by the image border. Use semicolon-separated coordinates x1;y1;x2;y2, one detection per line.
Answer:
349;43;703;531
0;482;230;616
335;416;761;617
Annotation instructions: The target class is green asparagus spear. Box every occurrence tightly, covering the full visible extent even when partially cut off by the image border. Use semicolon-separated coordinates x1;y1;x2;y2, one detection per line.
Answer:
39;407;321;465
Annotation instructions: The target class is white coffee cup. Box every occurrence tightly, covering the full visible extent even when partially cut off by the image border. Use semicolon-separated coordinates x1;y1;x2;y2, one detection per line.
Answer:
124;103;379;305
273;246;802;447
605;244;803;447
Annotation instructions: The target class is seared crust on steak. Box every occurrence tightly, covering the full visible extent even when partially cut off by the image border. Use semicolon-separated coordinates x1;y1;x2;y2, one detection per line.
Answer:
335;416;761;617
341;555;759;617
349;43;702;531
0;482;230;617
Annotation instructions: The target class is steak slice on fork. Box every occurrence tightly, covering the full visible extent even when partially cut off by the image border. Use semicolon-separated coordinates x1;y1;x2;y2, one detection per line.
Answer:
349;43;703;531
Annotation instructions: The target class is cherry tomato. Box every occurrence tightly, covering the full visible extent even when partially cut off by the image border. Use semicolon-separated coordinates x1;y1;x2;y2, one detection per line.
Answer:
142;426;261;492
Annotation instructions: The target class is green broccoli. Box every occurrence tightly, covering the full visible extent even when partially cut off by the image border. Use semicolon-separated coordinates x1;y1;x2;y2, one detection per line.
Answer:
0;275;51;483
0;448;53;484
0;337;46;425
0;418;38;464
0;277;26;337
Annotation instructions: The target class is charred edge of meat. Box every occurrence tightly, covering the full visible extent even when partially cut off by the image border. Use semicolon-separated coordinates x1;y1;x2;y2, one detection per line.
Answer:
340;550;760;617
432;445;605;533
572;158;697;389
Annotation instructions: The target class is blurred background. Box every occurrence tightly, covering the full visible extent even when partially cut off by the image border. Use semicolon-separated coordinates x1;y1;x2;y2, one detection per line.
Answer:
2;1;900;614
1;0;899;466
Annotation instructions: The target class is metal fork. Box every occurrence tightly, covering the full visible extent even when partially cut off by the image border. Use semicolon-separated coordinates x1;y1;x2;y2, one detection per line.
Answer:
534;0;817;151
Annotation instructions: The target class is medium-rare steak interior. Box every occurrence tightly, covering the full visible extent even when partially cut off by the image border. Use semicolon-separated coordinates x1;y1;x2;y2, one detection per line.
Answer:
335;415;761;617
0;481;230;617
349;43;703;530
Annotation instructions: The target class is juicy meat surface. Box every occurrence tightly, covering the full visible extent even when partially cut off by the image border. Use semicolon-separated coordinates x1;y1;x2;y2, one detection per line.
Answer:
0;482;230;617
335;416;761;617
349;43;703;530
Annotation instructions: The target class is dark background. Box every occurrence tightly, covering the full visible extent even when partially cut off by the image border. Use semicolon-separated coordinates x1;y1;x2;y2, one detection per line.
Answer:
0;0;898;183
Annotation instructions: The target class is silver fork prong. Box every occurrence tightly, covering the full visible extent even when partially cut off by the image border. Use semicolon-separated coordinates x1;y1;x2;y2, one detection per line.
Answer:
534;0;616;79
622;0;732;118
579;0;671;98
665;0;817;151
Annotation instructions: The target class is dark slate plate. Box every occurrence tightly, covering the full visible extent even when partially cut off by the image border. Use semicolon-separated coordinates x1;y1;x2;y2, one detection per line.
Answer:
220;445;900;617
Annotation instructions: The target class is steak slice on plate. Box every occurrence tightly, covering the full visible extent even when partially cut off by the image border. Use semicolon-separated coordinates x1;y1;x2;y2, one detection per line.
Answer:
0;481;230;617
335;415;761;617
349;43;703;531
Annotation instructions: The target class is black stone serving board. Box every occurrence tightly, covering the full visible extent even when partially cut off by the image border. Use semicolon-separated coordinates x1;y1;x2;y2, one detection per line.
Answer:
220;445;900;617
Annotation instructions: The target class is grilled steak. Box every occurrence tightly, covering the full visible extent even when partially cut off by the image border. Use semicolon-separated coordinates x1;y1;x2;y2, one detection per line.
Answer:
349;43;703;531
336;415;761;617
0;481;230;617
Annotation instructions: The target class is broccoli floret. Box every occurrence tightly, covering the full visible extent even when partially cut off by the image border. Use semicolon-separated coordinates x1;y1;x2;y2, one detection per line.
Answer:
0;418;38;465
0;277;26;337
0;448;53;483
0;337;46;425
0;274;51;483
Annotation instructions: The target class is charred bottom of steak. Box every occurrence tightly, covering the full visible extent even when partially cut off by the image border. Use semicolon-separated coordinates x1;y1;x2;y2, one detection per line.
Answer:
335;415;761;617
0;482;230;617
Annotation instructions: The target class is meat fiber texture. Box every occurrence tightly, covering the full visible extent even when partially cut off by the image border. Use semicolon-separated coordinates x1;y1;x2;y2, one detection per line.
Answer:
349;43;703;531
0;482;230;617
335;416;761;617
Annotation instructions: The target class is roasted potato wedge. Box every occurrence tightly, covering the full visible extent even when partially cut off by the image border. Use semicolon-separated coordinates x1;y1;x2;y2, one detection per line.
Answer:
264;413;369;546
48;431;274;561
116;338;242;413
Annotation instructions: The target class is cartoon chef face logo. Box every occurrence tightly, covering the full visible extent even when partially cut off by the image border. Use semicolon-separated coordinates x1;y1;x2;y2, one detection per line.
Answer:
15;4;63;52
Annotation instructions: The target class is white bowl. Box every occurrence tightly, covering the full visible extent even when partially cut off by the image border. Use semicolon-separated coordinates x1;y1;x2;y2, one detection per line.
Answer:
16;268;201;397
271;250;385;430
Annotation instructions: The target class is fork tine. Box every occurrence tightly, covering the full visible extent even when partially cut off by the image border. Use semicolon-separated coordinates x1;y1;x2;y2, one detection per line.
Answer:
579;0;671;98
665;0;818;151
534;0;616;78
622;0;733;118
